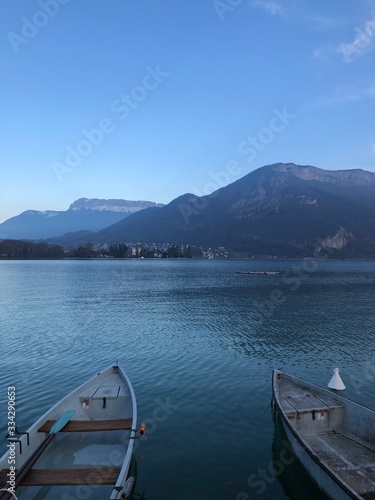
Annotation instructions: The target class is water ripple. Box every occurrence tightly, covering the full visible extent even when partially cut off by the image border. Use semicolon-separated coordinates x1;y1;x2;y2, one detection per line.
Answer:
0;259;374;499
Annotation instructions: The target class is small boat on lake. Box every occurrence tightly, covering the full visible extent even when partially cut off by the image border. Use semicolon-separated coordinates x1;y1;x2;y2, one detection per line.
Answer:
272;369;375;499
235;271;280;275
0;363;144;500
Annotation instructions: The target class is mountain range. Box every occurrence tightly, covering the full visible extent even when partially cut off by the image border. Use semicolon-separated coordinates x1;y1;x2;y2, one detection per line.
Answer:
88;163;375;257
0;198;163;240
2;163;375;258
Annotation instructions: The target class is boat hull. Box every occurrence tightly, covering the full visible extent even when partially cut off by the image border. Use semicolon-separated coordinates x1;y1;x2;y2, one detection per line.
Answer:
279;413;357;500
272;370;375;500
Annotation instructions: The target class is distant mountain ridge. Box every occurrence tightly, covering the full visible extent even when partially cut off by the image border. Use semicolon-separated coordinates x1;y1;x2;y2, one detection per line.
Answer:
0;198;163;240
88;163;375;257
268;163;375;185
68;198;163;213
3;163;375;258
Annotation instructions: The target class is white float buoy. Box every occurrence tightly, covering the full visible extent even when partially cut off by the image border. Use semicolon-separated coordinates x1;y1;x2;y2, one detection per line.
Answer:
328;368;346;390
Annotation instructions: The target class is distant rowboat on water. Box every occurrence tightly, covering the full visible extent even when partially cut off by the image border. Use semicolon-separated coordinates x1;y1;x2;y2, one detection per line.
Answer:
235;271;280;275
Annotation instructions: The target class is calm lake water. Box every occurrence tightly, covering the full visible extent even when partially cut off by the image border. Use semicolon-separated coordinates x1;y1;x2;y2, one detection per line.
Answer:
0;259;374;499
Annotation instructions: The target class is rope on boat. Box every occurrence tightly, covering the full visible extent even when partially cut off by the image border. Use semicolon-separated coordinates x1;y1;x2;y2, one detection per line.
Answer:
138;423;146;436
130;423;147;439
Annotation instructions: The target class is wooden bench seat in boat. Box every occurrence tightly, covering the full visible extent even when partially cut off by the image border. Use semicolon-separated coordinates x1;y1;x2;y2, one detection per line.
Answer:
281;392;344;415
38;418;132;433
280;391;346;433
0;467;121;486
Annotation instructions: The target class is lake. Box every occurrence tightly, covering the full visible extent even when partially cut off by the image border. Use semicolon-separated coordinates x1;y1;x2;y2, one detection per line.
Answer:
0;258;374;499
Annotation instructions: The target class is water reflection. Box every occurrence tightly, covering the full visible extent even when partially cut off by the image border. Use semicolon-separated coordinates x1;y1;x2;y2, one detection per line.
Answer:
272;417;326;500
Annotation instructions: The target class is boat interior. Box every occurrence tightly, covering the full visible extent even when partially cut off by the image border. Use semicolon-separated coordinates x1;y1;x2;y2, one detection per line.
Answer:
0;368;135;499
278;377;375;499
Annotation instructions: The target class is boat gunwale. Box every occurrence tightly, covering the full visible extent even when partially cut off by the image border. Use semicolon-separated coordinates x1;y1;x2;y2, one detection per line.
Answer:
110;364;137;499
272;369;368;500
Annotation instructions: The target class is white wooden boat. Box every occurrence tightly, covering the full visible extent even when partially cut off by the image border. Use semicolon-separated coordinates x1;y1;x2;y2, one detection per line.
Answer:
0;364;144;500
272;369;375;500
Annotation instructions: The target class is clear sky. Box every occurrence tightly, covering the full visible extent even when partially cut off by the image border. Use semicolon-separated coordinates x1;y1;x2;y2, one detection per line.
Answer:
1;0;374;222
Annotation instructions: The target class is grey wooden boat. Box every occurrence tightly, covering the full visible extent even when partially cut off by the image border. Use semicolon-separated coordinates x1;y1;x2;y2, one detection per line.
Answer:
0;364;143;500
272;369;375;499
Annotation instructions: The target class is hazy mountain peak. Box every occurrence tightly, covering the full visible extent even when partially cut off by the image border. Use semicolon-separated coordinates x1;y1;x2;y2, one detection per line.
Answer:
0;198;163;240
267;163;375;185
68;198;164;212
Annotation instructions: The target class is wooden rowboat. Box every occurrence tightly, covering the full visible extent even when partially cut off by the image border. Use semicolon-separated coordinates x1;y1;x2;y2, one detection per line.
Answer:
272;369;375;499
0;364;144;500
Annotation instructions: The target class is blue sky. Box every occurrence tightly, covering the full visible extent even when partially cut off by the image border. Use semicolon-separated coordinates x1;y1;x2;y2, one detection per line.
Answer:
1;0;374;222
